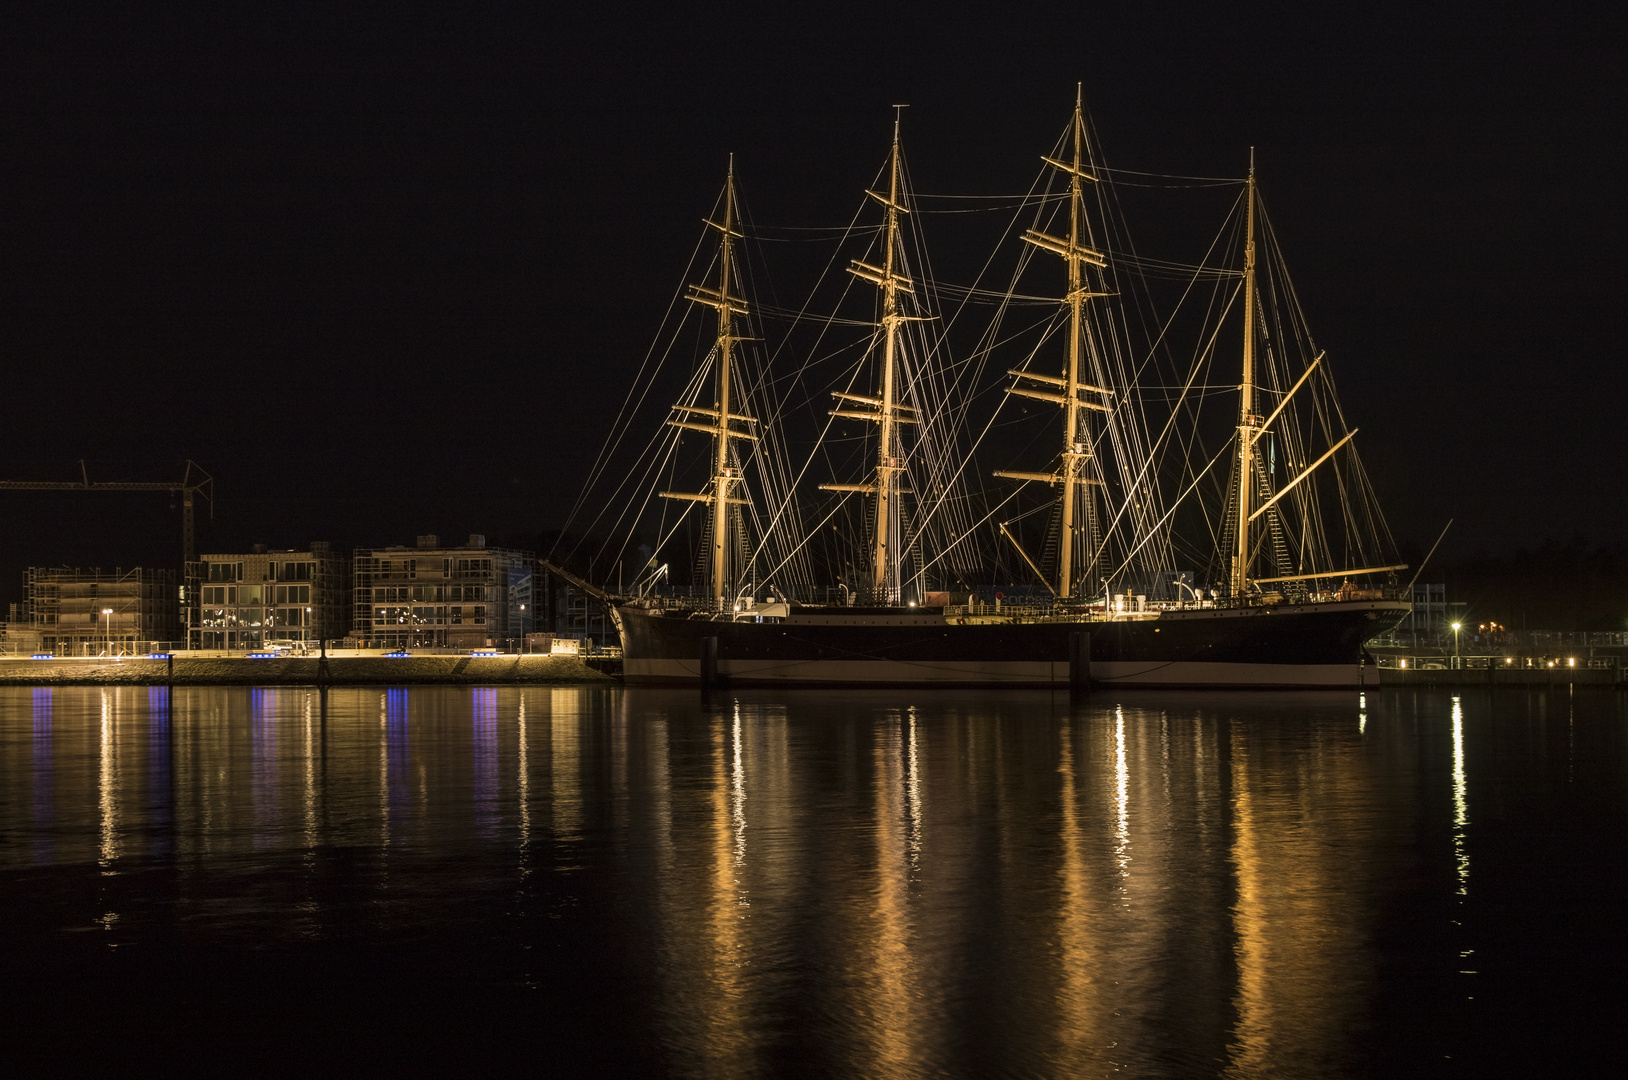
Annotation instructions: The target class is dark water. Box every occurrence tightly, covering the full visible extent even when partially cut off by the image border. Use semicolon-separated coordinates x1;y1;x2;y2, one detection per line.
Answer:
1;684;1624;1077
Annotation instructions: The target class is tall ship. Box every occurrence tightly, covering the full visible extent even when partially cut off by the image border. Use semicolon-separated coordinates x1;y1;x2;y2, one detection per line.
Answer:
551;93;1410;688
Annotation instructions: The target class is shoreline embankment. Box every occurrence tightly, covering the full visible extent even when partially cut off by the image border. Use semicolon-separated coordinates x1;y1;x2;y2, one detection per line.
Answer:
0;654;614;686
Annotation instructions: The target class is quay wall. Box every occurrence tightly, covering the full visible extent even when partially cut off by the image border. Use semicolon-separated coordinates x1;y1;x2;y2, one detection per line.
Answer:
0;654;612;686
1379;666;1623;689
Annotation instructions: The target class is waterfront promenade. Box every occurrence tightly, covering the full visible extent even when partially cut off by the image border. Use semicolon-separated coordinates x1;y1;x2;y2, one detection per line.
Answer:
0;652;613;685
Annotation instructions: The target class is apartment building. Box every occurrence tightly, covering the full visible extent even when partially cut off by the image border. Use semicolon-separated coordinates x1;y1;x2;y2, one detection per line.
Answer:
352;534;534;649
193;542;350;649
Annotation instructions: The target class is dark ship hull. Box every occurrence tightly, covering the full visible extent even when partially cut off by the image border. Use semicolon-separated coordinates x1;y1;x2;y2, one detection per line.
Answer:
618;598;1408;689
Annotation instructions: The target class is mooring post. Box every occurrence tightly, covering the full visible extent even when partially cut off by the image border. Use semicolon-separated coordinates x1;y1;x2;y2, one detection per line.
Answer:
1069;630;1092;692
700;635;719;688
166;652;174;686
318;638;331;686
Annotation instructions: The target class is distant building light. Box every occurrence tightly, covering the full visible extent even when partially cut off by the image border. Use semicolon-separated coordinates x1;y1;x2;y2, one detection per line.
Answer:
1568;657;1576;667
1399;659;1407;669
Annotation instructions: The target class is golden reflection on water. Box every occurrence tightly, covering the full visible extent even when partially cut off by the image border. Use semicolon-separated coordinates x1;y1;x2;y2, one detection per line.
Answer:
517;692;531;859
1114;705;1130;877
864;710;917;1078
550;687;583;846
377;691;390;849
1224;713;1376;1078
1452;695;1469;894
0;685;1414;1076
1055;718;1109;1071
98;690;113;867
647;698;752;1073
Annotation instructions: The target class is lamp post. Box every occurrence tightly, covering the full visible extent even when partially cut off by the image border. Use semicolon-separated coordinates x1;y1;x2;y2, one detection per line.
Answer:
1451;621;1462;669
305;606;312;654
101;608;114;657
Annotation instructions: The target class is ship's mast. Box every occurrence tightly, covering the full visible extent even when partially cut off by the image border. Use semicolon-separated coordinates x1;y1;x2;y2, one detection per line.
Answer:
1231;153;1258;601
821;110;919;604
1058;93;1088;599
661;160;757;606
1000;86;1112;598
872;117;905;602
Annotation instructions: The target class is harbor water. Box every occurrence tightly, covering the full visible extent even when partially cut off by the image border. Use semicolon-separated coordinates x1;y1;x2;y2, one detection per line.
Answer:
2;684;1623;1076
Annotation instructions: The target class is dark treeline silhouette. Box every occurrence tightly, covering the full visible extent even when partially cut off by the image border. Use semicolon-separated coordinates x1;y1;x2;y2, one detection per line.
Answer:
1423;537;1628;632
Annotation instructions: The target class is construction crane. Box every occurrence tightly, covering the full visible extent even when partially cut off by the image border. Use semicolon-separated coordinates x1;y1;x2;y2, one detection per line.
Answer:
0;459;214;565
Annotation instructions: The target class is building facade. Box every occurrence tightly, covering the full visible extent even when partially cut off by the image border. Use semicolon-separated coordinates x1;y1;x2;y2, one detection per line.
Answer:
538;569;616;651
22;567;180;655
352;535;534;649
1373;582;1470;648
194;542;350;650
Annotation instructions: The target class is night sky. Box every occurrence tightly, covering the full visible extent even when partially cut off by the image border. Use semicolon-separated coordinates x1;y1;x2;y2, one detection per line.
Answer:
3;2;1622;604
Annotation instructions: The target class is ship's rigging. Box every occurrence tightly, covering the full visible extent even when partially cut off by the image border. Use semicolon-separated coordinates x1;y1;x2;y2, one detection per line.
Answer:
816;109;923;605
993;87;1115;600
551;93;1404;614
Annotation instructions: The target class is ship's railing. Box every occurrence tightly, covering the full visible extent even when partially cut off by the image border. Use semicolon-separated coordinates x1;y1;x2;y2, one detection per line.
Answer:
1377;654;1617;671
624;584;1415;623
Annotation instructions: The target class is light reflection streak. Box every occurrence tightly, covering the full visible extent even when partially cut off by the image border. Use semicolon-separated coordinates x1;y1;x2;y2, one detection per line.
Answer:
1359;692;1367;735
698;702;747;1071
517;693;530;858
731;702;746;866
378;693;390;848
99;689;116;867
610;691;629;832
550;688;582;844
251;688;277;846
1055;721;1106;1069
867;712;914;1076
147;689;172;863
302;693;316;850
1226;723;1269;1077
1452;696;1468;895
472;688;498;838
33;688;53;863
1160;711;1171;815
905;708;922;871
1224;715;1374;1077
386;689;411;835
1114;706;1129;878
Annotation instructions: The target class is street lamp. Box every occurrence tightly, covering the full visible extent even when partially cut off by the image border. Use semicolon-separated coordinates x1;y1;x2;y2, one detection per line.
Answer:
305;606;312;654
1451;621;1462;668
101;608;114;657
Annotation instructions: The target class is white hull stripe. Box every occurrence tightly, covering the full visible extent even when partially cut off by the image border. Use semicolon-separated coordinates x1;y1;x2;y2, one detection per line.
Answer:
624;657;1379;688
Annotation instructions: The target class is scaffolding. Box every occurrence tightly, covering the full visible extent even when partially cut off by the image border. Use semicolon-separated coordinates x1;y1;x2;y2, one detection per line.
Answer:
23;566;180;655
